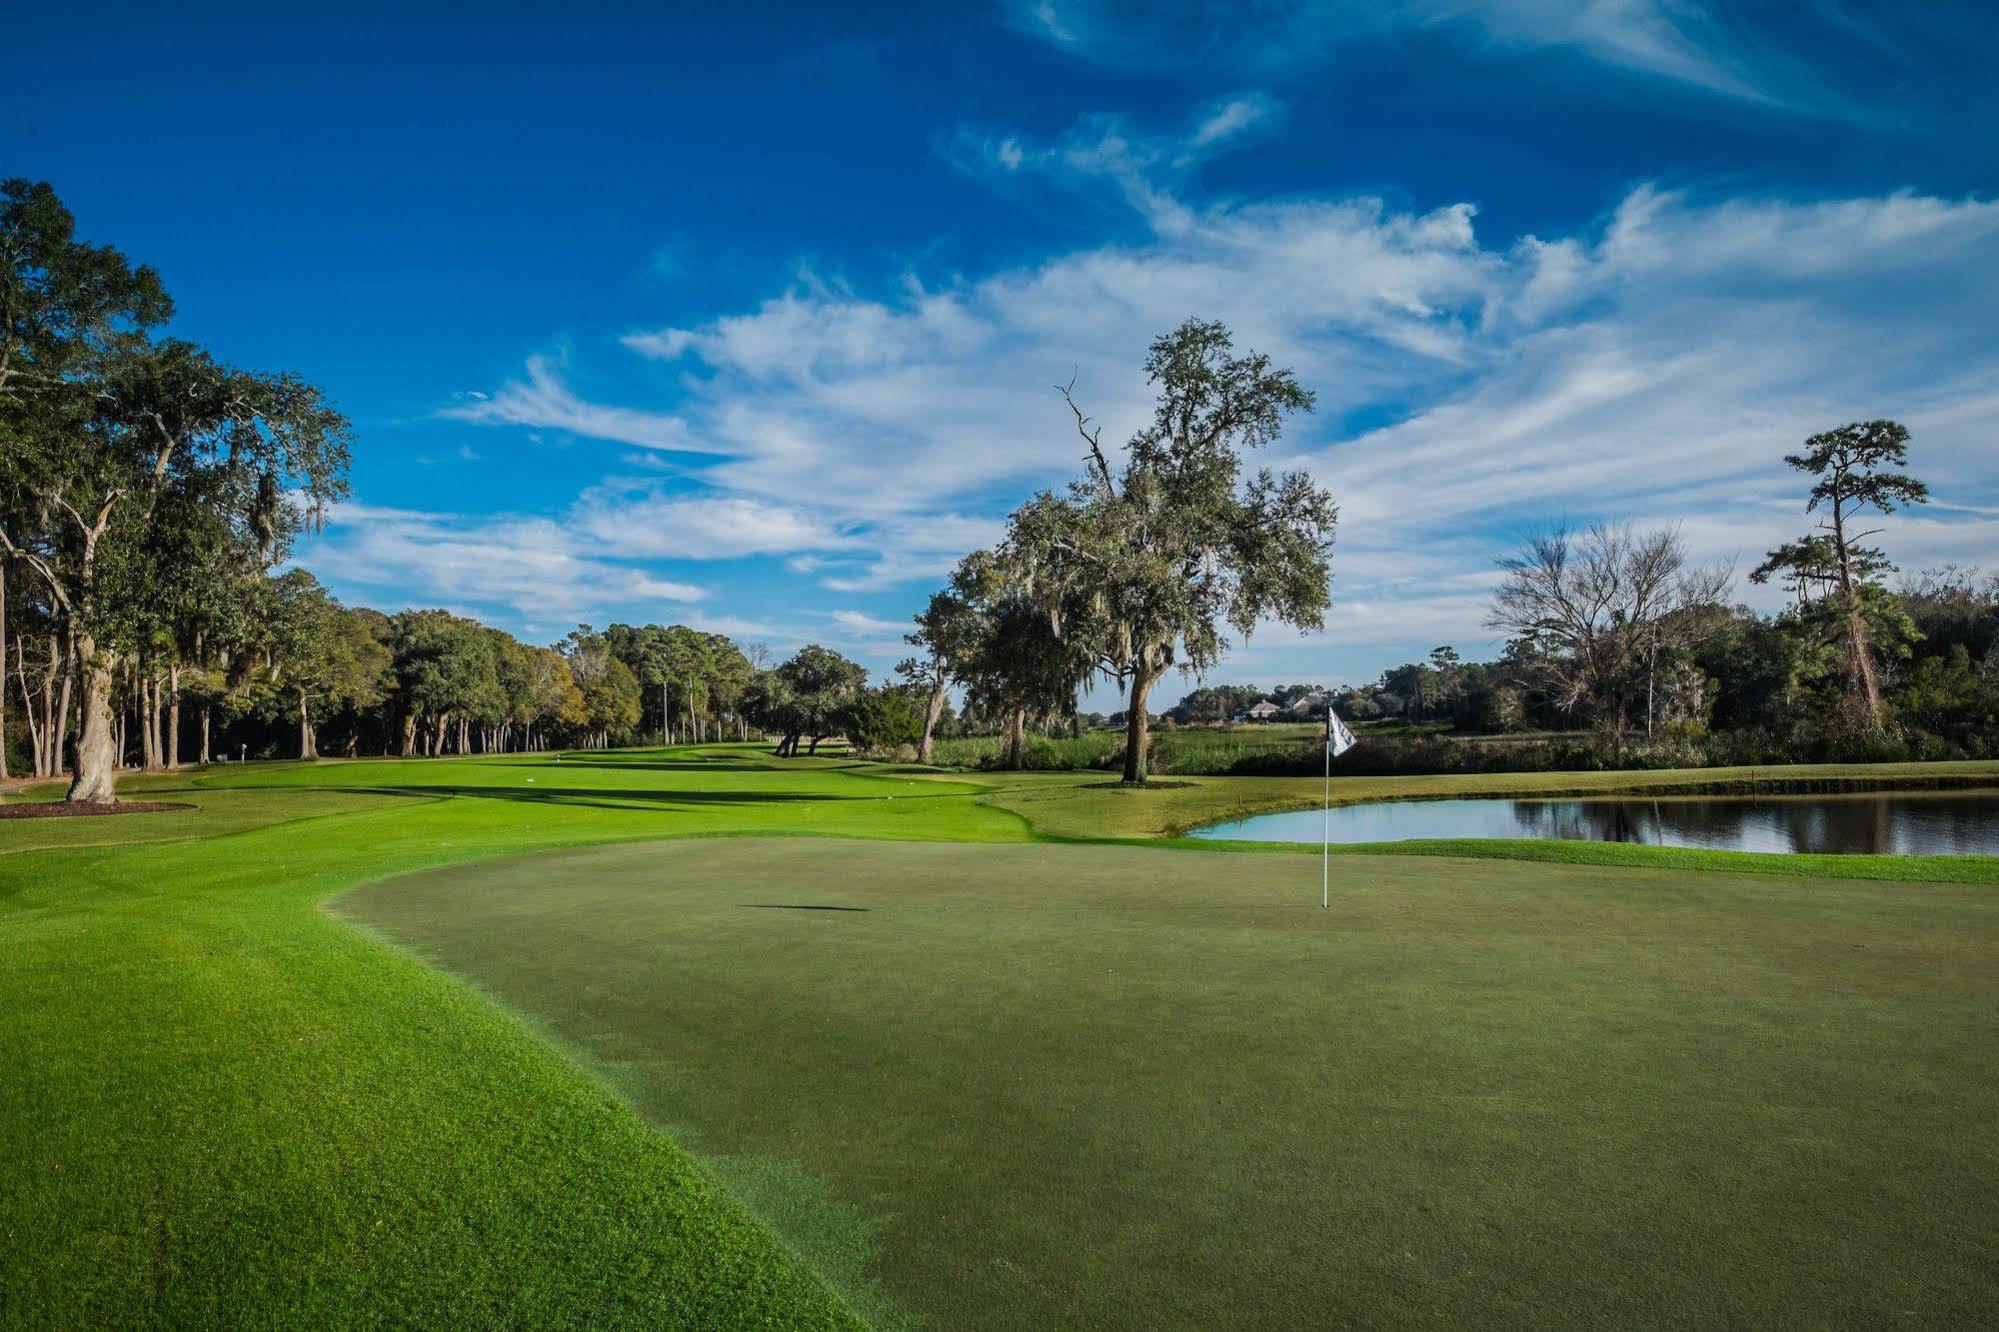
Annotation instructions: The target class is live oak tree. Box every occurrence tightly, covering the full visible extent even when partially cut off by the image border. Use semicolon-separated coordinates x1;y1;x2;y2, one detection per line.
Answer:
839;681;927;755
901;586;982;765
261;570;390;759
1;179;168;794
748;645;867;757
1752;420;1929;731
1003;319;1338;784
949;548;1085;770
0;182;348;802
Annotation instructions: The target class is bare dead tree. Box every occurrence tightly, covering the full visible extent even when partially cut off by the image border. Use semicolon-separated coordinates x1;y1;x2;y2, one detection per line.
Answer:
1489;523;1732;751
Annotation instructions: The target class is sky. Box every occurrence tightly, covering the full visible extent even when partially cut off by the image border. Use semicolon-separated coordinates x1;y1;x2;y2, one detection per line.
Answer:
7;1;1997;701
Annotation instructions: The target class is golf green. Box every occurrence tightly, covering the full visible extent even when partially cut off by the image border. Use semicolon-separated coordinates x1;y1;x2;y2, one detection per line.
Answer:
342;835;1999;1328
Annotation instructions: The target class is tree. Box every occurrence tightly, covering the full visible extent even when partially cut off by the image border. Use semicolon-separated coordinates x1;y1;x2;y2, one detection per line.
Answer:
0;183;348;801
1488;523;1729;751
1753;421;1929;731
751;645;866;757
1004;319;1338;784
1427;646;1463;716
902;588;982;764
261;571;389;759
526;645;588;749
841;682;926;755
950;549;1085;769
1170;683;1266;724
566;632;641;749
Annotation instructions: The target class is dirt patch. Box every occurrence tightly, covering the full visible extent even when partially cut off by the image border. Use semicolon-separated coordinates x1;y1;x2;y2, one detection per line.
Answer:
0;800;191;819
1079;779;1201;790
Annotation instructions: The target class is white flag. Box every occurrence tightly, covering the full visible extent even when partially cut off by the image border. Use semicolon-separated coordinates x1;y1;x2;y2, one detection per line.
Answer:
1326;708;1356;758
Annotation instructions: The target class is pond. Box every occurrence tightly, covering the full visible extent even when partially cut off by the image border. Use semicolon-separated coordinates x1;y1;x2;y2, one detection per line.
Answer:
1185;789;1999;856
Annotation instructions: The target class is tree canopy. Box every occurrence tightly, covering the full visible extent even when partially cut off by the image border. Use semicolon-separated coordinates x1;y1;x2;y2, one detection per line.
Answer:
995;319;1338;783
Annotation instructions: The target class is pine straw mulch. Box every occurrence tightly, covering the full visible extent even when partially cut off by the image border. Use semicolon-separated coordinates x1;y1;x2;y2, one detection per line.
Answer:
0;799;191;819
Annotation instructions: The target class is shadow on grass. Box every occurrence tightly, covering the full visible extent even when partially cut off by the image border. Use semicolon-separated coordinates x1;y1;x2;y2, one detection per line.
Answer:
392;785;865;813
505;758;781;775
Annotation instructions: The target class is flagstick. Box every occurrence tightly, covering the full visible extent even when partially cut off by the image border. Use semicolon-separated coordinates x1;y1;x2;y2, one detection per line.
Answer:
1322;722;1331;909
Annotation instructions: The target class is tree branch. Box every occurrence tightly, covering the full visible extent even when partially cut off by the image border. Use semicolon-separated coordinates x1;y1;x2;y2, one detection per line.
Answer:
1059;375;1116;498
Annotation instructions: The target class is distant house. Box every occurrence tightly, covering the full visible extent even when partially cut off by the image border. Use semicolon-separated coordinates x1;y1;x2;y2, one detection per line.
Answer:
1245;699;1281;722
1284;693;1325;720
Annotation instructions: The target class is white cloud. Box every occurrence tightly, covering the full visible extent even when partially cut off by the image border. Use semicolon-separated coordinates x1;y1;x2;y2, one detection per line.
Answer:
441;354;713;453
444;166;1999;680
1189;93;1277;148
827;610;911;637
309;503;709;629
573;488;852;560
946;97;1280;227
1003;0;1928;117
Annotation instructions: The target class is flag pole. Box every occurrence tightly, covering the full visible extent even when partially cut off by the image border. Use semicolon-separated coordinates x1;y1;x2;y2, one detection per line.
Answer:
1322;710;1331;909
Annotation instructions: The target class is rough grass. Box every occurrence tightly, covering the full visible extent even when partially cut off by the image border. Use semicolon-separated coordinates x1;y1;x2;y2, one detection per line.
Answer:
1;749;1022;1326
4;747;1996;1325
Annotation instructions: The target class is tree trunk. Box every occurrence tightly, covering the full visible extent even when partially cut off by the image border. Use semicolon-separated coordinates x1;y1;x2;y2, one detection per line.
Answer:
131;668;142;768
65;631;117;804
167;665;181;769
53;631;75;780
148;673;163;768
299;691;317;760
200;701;212;765
0;561;8;784
1004;708;1026;770
401;713;417;756
1121;663;1160;785
1829;493;1885;731
1645;638;1658;739
1845;605;1884;730
16;640;43;779
919;679;948;765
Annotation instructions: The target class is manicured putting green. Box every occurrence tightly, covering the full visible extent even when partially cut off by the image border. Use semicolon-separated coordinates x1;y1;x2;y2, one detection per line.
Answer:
344;836;1999;1328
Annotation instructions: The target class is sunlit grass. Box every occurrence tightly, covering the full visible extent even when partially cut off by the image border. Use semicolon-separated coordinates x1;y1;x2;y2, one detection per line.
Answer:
4;747;1995;1324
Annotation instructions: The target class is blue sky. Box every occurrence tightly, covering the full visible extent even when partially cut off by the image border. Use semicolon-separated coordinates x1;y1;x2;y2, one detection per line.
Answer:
7;1;1997;699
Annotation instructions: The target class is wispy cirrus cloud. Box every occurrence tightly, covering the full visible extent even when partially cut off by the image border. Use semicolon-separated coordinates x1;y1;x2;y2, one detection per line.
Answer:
948;94;1280;228
441;353;714;453
429;135;1999;681
1001;0;1982;119
308;502;708;632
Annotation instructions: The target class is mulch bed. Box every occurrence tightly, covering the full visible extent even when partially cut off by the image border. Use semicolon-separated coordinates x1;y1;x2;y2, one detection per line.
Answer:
0;800;192;819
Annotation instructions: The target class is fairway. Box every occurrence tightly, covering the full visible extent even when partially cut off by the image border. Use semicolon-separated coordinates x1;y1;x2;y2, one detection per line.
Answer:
343;834;1999;1328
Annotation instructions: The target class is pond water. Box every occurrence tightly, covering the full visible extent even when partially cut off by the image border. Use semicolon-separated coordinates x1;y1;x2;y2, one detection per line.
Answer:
1186;790;1999;856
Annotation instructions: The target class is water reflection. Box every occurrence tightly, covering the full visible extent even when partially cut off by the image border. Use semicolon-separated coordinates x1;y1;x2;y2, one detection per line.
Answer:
1188;791;1999;856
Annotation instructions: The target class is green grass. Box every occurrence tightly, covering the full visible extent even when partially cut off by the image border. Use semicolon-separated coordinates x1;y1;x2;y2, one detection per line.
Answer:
3;748;1996;1325
342;837;1998;1327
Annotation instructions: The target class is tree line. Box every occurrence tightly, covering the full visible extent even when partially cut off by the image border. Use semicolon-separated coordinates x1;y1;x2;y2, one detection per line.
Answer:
895;340;1990;772
0;180;881;797
10;178;1984;796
